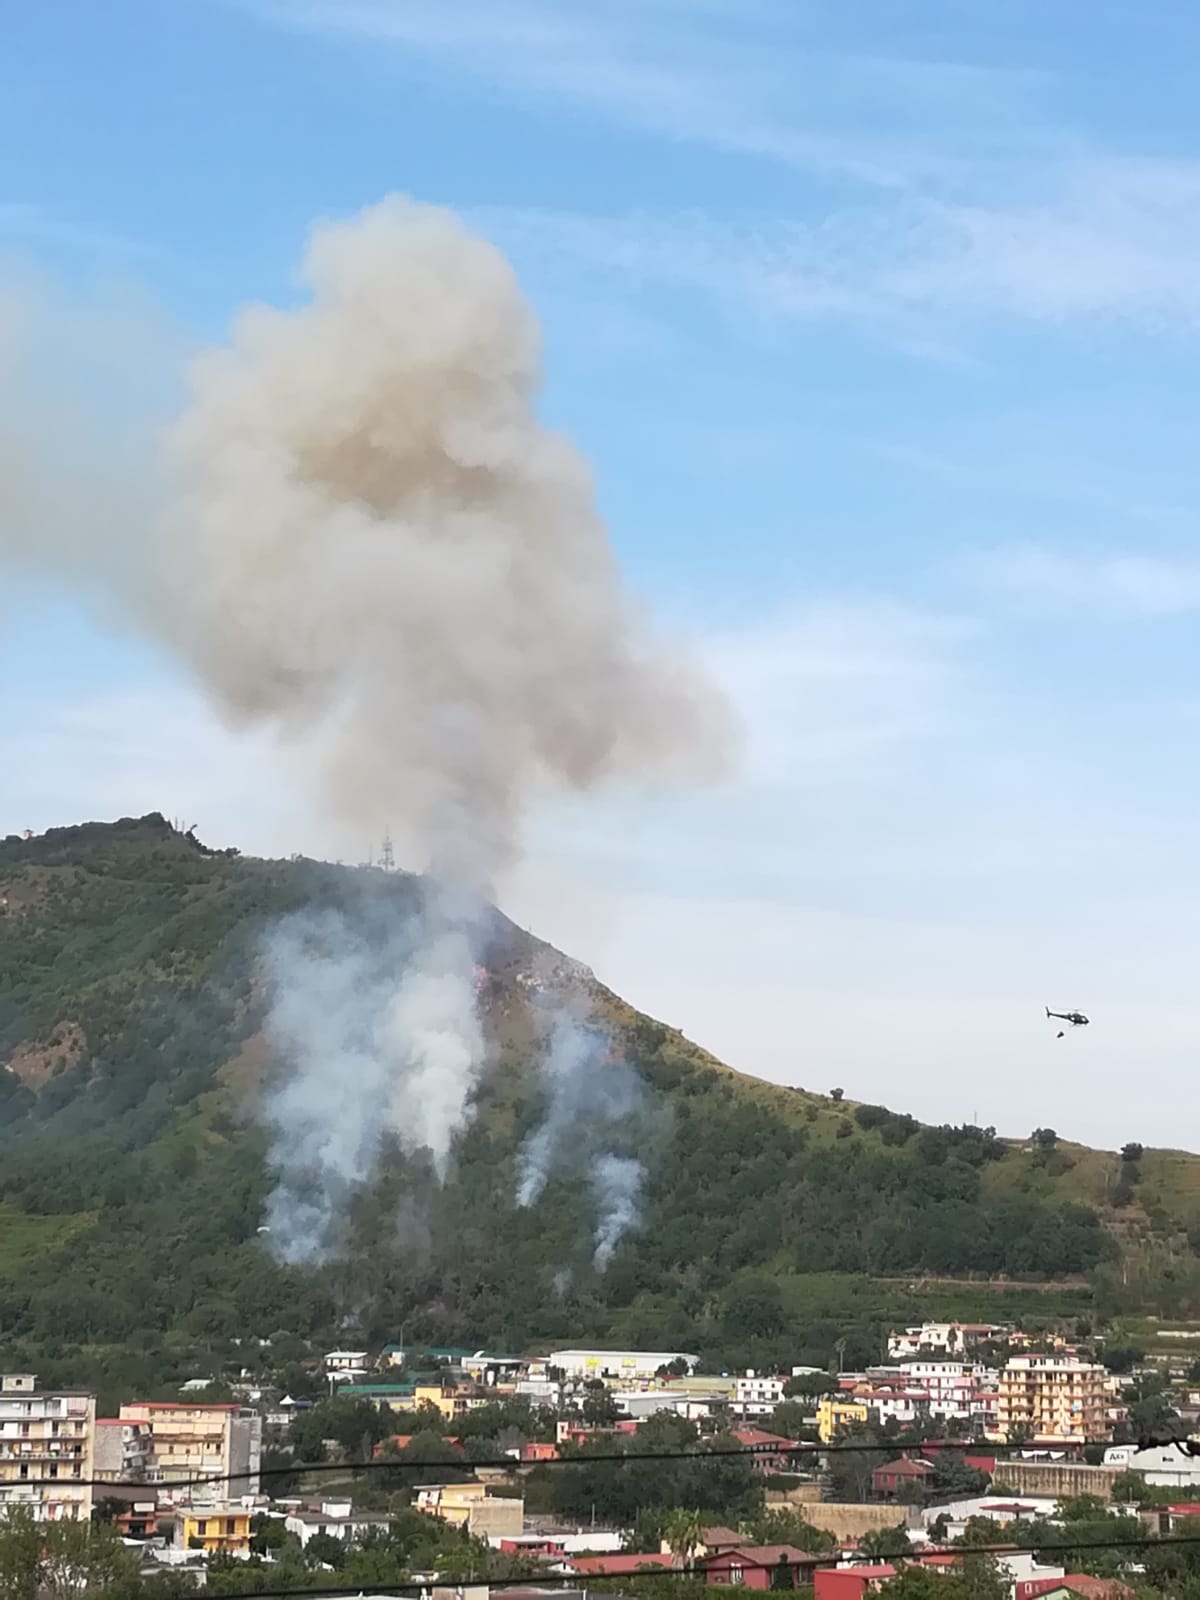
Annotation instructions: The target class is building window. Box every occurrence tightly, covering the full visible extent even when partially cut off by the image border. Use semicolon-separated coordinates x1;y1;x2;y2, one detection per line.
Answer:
226;1520;236;1536
196;1521;208;1536
730;1566;744;1584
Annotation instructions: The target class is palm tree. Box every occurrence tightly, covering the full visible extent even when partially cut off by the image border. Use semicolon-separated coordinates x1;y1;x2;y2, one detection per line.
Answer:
662;1509;705;1568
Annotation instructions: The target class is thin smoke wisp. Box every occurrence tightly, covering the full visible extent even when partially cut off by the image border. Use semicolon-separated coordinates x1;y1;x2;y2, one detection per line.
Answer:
516;1007;649;1269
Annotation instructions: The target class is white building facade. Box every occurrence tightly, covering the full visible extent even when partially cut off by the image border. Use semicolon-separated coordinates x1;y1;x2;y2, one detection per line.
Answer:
548;1350;699;1382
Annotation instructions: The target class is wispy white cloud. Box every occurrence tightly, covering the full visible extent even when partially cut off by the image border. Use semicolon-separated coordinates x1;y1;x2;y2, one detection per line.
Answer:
883;159;1200;326
704;600;970;784
0;202;149;260
974;545;1200;616
236;2;1200;339
481;160;1200;339
241;0;1045;190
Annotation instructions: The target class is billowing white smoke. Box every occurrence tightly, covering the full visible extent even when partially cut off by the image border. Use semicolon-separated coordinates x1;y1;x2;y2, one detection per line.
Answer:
516;1010;648;1269
0;196;733;1256
592;1155;644;1271
261;900;486;1262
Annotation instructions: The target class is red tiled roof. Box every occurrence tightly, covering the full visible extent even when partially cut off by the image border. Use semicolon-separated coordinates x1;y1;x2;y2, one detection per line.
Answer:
731;1428;798;1448
1021;1577;1135;1600
705;1546;817;1567
127;1401;240;1412
569;1554;677;1575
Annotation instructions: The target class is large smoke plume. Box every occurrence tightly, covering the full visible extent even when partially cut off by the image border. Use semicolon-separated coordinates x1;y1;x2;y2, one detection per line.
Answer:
1;197;733;1259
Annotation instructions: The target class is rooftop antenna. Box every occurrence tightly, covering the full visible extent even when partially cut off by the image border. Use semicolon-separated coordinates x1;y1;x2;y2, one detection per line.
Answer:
380;830;395;873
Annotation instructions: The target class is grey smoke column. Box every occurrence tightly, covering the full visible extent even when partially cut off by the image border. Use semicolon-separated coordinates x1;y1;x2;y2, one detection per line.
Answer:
157;196;729;880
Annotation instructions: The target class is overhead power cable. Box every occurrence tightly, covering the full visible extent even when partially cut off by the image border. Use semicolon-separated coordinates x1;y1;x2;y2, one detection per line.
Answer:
12;1434;1002;1494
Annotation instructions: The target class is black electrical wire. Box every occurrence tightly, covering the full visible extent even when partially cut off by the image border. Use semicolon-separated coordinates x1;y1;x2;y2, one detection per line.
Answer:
11;1434;997;1494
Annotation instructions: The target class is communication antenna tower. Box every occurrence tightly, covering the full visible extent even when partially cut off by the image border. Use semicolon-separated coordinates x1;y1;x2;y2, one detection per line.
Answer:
380;830;395;872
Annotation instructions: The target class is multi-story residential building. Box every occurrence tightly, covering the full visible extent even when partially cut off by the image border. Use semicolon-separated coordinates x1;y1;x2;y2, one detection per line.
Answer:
733;1373;786;1417
898;1361;1000;1429
997;1357;1109;1444
93;1418;154;1482
0;1373;95;1521
860;1386;932;1429
119;1401;262;1496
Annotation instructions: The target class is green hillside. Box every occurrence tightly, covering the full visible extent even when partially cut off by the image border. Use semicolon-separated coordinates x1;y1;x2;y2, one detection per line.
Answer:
0;815;1197;1392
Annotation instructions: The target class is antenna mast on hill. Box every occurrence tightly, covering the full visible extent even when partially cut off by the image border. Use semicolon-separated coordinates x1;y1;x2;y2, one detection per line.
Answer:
379;830;395;872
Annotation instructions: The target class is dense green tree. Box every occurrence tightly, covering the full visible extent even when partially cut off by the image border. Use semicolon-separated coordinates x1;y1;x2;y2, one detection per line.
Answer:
784;1373;838;1399
287;1395;390;1462
860;1527;914;1558
304;1531;349;1570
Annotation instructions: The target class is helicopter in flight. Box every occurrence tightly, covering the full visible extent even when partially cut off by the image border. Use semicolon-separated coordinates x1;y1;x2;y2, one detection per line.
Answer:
1046;1006;1089;1039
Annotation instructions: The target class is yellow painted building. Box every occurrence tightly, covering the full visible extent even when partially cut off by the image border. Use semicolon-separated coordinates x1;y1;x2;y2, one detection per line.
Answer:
414;1481;523;1537
415;1480;488;1525
178;1504;253;1554
816;1397;869;1443
411;1384;490;1420
413;1383;460;1420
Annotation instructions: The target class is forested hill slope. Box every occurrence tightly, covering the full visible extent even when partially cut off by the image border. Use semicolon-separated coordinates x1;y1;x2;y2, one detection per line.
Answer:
0;814;1198;1384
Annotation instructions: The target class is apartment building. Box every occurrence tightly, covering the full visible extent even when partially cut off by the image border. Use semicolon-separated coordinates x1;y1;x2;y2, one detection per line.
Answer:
0;1373;95;1521
997;1357;1109;1444
899;1361;1000;1427
733;1373;786;1417
93;1418;153;1482
118;1401;262;1496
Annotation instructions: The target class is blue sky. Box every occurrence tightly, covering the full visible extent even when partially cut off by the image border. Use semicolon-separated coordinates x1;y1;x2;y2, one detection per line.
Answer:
5;0;1200;1145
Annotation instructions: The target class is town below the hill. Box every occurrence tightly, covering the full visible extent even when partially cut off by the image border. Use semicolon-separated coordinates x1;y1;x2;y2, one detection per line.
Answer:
9;1315;1200;1598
